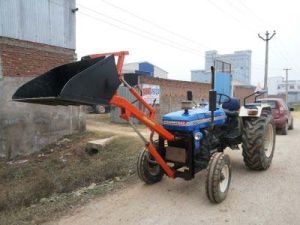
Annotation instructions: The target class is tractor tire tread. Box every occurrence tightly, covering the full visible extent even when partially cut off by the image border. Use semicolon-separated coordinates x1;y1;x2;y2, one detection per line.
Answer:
242;116;275;170
137;148;164;184
206;152;231;203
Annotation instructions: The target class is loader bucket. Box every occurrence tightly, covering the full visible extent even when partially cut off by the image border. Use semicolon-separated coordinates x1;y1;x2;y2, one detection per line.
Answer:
12;55;121;106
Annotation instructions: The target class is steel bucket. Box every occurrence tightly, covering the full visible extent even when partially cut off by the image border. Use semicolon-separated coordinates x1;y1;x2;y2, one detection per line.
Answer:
12;55;120;106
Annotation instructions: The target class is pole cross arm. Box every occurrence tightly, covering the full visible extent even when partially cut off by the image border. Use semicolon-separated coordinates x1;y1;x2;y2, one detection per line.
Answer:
268;31;276;40
258;33;266;41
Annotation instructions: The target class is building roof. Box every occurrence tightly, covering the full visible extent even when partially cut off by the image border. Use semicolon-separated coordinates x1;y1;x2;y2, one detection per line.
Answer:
124;61;168;73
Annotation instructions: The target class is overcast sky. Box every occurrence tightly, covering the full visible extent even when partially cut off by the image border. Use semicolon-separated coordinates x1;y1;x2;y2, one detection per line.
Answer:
76;0;300;86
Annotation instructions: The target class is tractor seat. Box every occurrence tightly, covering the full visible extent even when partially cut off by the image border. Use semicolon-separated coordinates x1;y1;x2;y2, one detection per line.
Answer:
222;98;240;116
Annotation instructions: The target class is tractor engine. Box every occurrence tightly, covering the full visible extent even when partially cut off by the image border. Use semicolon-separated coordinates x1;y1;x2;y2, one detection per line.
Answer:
162;98;227;171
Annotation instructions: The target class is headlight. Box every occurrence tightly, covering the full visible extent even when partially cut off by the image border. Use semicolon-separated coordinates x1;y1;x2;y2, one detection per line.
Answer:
194;132;202;141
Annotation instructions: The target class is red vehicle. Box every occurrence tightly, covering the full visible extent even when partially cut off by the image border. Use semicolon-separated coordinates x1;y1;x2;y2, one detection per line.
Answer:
257;98;294;135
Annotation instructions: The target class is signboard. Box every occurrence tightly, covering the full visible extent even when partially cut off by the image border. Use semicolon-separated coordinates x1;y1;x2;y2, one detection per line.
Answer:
141;84;160;105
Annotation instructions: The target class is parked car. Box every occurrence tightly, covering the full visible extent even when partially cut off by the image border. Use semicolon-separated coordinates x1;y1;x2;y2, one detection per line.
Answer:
256;98;294;135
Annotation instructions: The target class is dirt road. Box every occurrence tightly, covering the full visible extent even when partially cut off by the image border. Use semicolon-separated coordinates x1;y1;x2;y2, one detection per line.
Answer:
52;116;300;225
86;114;150;137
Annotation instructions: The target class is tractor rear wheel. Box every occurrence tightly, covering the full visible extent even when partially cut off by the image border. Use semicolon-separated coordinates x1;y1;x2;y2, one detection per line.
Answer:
242;116;276;170
137;148;164;184
205;152;231;203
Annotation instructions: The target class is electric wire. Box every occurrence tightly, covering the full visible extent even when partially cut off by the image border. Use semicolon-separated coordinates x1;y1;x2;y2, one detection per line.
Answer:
77;3;205;55
50;0;205;56
99;0;211;49
51;0;296;74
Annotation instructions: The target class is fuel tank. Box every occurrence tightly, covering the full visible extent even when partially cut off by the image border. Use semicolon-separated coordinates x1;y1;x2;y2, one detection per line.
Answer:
162;106;226;132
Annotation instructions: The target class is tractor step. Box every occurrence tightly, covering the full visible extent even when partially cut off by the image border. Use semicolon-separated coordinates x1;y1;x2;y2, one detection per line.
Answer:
12;55;121;106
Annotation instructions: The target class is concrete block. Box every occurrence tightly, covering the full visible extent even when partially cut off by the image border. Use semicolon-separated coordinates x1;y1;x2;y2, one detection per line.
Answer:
86;136;117;154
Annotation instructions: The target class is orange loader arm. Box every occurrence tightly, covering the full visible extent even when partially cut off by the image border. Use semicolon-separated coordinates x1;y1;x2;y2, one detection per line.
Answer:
88;51;176;178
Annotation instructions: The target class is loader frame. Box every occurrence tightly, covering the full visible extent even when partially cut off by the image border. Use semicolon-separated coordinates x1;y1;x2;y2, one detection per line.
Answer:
87;51;176;178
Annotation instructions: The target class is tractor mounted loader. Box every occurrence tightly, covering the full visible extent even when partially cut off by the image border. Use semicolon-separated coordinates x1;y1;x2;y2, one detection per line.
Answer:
12;51;276;203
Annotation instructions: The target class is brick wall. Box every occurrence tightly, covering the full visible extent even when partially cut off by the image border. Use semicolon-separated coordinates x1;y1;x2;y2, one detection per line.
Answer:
0;37;84;159
112;76;259;124
233;85;256;105
140;76;211;121
0;37;75;76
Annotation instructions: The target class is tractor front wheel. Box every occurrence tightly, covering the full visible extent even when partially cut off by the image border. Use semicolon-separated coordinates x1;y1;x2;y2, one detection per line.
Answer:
137;148;164;184
205;152;231;203
242;116;276;170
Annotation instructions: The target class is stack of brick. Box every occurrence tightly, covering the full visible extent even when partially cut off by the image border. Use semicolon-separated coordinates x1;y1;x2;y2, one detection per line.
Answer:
0;37;75;77
0;37;85;159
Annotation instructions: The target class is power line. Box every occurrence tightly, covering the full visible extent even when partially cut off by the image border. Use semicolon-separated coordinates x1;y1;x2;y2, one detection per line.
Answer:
50;0;205;56
78;11;203;56
258;30;276;89
236;1;295;69
206;0;257;33
77;3;205;55
275;40;300;70
208;0;293;70
283;68;291;103
55;0;298;75
236;0;267;27
99;0;211;49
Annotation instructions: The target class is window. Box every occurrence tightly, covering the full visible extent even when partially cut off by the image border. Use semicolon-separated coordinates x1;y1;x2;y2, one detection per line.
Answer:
281;101;288;110
290;85;295;89
257;100;278;109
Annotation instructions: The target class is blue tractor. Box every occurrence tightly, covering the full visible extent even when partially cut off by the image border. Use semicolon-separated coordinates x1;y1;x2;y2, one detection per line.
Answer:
137;67;276;203
12;52;276;203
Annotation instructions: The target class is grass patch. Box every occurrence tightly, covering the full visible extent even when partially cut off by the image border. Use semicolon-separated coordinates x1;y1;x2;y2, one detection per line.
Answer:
0;131;143;225
0;179;120;225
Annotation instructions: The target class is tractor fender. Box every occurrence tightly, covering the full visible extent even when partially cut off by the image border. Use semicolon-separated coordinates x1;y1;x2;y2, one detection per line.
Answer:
239;103;272;118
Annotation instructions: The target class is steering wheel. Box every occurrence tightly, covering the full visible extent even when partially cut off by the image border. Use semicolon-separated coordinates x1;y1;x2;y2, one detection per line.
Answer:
217;93;231;105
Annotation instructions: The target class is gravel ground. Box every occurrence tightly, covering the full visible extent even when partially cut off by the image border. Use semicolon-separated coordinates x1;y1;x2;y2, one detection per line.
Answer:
50;114;300;225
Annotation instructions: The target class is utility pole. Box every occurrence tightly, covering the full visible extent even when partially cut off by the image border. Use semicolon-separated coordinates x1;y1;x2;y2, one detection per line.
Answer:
283;68;291;103
258;30;276;90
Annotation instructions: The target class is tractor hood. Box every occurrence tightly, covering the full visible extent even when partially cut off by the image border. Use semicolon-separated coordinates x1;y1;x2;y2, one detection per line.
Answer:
162;106;226;132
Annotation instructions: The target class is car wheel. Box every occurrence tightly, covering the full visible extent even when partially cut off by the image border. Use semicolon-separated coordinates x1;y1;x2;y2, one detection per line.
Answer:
288;118;294;130
281;122;288;135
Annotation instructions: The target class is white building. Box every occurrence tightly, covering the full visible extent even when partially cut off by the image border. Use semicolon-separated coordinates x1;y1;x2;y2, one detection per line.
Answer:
268;76;300;94
191;50;251;85
123;61;168;79
268;76;300;104
268;76;284;95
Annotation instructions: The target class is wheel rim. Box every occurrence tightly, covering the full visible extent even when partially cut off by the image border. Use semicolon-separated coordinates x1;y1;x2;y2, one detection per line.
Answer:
145;152;161;176
219;164;229;192
264;123;274;157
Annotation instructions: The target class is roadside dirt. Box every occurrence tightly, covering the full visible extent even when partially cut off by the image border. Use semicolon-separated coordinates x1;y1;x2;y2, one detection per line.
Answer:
0;128;144;225
86;114;150;137
51;113;300;225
